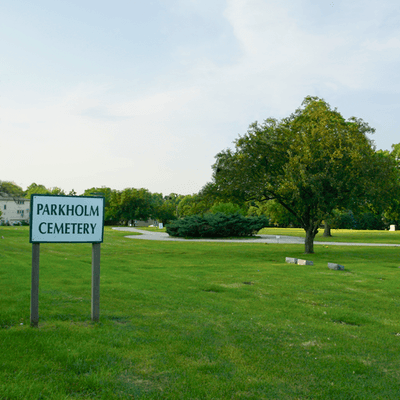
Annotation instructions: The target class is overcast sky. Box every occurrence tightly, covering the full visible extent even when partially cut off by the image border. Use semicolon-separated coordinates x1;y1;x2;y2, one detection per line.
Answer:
2;0;399;195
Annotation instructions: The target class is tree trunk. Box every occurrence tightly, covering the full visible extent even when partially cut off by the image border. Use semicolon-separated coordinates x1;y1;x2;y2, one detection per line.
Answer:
323;223;332;237
305;228;316;254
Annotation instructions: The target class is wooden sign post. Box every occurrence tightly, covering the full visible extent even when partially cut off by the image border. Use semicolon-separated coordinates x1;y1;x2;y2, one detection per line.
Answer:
29;194;105;327
31;243;40;327
91;242;101;322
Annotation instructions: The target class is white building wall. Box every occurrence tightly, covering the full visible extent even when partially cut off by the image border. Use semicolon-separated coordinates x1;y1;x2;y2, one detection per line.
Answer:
0;196;30;224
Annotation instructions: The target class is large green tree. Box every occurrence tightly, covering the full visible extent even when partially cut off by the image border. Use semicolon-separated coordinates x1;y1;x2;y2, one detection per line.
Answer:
382;143;400;226
50;187;66;195
108;188;158;225
391;143;400;161
206;96;396;253
162;193;185;219
83;187;114;222
155;202;177;225
176;194;212;218
25;183;50;198
151;193;186;225
25;183;67;198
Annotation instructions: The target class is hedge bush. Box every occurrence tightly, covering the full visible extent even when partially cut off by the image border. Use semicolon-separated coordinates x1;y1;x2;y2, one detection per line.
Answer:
166;212;269;238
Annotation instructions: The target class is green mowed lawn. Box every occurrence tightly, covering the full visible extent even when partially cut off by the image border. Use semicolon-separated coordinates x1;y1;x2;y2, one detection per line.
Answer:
259;227;400;244
135;225;400;244
1;227;400;399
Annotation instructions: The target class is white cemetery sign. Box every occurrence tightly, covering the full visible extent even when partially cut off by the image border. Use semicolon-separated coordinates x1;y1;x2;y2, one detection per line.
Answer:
30;195;104;243
29;195;105;327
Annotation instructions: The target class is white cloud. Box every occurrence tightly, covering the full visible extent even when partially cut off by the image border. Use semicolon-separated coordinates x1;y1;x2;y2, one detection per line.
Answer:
1;83;217;194
2;0;400;194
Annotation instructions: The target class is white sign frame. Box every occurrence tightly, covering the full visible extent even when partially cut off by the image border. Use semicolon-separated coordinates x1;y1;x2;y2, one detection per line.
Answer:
30;194;105;243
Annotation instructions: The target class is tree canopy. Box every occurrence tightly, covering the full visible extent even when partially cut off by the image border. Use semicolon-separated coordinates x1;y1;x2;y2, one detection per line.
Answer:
108;188;159;225
381;143;400;226
0;181;24;197
206;96;397;253
177;194;212;218
25;183;50;197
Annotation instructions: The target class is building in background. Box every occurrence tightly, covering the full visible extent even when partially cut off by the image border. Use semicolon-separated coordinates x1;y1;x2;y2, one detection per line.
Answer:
0;194;30;225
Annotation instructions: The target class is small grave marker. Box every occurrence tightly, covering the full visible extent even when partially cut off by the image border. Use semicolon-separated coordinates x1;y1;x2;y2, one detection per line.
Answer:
328;263;345;271
297;259;314;266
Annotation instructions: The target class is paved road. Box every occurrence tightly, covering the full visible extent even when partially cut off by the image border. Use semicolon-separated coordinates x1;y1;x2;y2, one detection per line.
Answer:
113;227;400;247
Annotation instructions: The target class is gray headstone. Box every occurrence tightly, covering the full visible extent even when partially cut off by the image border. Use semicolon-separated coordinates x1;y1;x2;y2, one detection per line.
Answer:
328;263;345;270
285;257;298;264
297;259;314;266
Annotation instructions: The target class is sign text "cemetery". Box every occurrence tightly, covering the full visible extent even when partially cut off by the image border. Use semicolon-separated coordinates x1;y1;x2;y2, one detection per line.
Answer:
30;195;105;243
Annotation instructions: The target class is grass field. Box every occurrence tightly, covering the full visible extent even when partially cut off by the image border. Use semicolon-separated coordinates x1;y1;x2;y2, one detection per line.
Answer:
1;226;400;399
135;225;400;244
259;227;400;244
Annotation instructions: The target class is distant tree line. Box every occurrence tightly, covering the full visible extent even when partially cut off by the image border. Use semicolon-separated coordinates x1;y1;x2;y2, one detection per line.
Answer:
1;141;400;232
1;96;399;249
0;182;184;226
1;172;399;233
